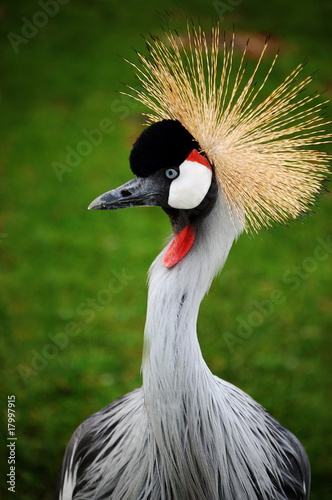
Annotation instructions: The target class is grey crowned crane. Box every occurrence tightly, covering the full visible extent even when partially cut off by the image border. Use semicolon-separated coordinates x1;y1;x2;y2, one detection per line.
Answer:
55;25;330;500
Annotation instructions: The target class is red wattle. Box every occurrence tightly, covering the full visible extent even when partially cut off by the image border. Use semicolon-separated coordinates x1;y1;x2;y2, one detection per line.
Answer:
163;224;195;268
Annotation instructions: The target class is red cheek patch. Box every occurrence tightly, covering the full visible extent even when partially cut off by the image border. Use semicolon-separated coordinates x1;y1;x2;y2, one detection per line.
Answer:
186;149;211;170
163;224;195;268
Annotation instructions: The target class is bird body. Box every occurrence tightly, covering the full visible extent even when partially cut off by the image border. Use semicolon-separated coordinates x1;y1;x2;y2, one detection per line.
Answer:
57;192;309;499
56;24;330;500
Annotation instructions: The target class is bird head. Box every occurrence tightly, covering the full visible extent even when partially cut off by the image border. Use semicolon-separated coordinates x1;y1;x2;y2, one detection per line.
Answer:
89;120;219;267
88;24;331;267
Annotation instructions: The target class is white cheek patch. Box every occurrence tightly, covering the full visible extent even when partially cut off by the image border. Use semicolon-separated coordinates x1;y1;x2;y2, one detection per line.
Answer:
168;151;212;210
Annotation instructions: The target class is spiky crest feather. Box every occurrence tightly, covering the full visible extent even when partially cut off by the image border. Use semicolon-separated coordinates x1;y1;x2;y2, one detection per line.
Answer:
124;24;331;232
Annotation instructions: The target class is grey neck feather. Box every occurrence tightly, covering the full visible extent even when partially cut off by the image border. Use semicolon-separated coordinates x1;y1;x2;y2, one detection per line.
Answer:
142;190;243;393
141;191;246;496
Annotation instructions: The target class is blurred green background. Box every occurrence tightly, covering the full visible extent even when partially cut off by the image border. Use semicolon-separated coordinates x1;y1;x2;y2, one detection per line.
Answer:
0;0;331;498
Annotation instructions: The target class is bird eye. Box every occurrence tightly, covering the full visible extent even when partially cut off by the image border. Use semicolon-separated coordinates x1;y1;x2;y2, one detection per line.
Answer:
165;168;179;180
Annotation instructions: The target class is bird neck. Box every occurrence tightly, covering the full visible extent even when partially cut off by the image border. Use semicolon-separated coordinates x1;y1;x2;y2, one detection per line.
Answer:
142;192;243;405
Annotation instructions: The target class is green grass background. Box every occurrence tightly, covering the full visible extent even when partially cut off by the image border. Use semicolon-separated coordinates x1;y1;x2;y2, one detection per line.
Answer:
0;0;331;498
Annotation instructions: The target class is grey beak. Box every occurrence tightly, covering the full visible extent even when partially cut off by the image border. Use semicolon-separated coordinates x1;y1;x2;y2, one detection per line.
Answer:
88;176;165;210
